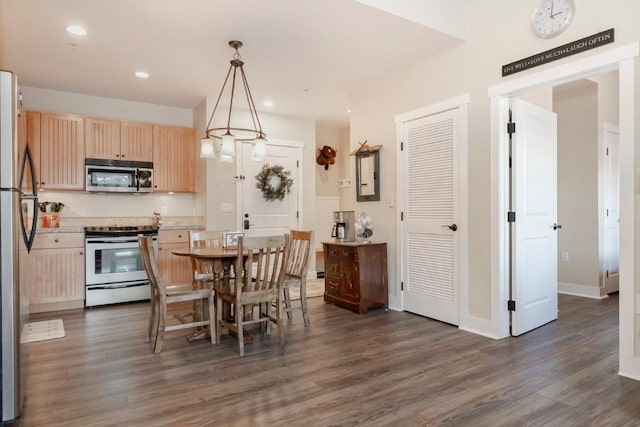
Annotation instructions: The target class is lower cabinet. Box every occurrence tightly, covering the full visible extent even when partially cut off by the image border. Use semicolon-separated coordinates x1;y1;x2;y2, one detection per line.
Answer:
24;233;85;313
158;229;193;284
323;242;388;314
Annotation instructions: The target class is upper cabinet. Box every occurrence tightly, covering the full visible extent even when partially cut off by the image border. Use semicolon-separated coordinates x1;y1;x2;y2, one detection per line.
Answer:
23;110;196;193
153;125;196;193
86;118;153;162
38;112;85;190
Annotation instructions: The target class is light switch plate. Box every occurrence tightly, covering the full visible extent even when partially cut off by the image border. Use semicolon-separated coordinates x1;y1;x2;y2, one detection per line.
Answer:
338;179;351;188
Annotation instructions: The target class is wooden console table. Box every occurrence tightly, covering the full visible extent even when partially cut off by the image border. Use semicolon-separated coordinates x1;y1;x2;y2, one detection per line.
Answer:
322;241;388;314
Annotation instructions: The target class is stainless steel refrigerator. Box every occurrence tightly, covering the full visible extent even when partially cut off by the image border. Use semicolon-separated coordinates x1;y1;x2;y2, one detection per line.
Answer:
0;70;38;422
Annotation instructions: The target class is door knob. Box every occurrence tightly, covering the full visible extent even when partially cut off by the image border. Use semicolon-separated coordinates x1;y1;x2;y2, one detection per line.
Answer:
442;224;458;232
243;213;250;230
553;223;562;230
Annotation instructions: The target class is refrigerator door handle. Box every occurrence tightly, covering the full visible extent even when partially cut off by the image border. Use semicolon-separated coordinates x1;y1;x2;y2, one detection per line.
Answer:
18;145;38;252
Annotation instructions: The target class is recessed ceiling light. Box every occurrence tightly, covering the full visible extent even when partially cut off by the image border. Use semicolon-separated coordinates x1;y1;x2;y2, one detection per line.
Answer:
263;100;274;108
134;71;150;79
65;25;87;36
347;109;351;114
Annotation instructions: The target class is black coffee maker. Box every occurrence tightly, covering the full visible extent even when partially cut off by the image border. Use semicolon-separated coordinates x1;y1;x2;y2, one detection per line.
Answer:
331;211;355;242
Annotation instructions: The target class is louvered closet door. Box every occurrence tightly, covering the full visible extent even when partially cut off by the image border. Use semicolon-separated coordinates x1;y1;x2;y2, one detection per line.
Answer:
402;109;459;325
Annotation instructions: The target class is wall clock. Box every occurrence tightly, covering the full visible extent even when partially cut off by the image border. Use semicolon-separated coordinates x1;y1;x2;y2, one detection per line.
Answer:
531;0;575;38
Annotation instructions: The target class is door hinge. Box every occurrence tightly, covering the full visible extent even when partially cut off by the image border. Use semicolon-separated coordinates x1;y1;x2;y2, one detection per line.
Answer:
297;160;299;167
509;156;512;169
606;147;609;156
507;121;516;135
606;270;609;278
401;281;404;291
507;211;516;223
296;210;299;218
401;212;404;221
401;142;404;151
606;208;609;217
508;300;516;311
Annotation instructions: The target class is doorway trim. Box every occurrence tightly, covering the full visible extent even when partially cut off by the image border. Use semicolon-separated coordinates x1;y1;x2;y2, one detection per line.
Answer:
488;43;639;379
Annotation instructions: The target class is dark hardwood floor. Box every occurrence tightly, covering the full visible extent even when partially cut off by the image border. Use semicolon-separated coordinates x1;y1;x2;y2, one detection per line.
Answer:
15;293;640;426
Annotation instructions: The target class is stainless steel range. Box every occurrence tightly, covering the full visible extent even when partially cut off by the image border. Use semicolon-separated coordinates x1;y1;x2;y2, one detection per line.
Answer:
84;225;158;307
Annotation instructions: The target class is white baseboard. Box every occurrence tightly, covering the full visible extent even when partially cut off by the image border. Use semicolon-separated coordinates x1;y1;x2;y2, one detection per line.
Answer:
619;369;640;381
558;281;607;300
458;325;503;340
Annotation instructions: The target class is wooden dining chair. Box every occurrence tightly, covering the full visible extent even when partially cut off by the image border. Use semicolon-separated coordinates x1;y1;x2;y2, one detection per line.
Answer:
189;230;225;288
139;235;215;353
282;230;313;326
213;234;288;357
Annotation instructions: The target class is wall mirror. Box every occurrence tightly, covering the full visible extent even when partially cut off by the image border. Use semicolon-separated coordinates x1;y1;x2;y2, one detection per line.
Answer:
356;150;380;202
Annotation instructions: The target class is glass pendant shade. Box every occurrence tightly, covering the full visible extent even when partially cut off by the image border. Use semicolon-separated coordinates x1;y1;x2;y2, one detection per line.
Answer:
200;138;216;158
219;153;234;163
251;138;267;161
220;133;236;157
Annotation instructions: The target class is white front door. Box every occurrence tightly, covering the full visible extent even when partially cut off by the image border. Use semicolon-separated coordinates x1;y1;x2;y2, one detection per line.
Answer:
401;108;460;325
511;99;558;336
603;125;620;293
237;142;301;237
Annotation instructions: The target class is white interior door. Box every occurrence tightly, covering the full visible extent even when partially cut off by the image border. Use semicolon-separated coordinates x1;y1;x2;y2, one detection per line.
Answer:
511;99;558;336
237;143;300;237
603;125;620;293
402;108;460;325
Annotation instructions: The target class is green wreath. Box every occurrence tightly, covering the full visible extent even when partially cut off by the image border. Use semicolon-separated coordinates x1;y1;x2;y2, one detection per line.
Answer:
255;164;294;202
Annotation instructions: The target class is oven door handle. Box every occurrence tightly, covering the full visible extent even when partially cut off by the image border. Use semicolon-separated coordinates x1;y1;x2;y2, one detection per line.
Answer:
87;282;148;290
86;238;141;244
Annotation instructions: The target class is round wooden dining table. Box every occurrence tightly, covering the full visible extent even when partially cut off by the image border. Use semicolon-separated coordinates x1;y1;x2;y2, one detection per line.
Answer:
171;246;238;283
171;246;254;343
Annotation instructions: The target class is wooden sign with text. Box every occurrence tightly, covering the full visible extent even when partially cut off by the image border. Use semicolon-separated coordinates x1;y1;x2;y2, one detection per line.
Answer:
502;29;614;77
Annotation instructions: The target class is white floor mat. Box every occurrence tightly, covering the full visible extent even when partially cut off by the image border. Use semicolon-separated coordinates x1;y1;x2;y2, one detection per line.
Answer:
20;319;65;343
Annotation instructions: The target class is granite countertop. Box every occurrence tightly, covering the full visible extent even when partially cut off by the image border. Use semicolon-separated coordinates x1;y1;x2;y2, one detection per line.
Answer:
35;216;204;234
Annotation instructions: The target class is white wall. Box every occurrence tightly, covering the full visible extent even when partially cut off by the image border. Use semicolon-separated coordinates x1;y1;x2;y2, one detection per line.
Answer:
554;80;600;292
21;86;193;126
315;125;340;197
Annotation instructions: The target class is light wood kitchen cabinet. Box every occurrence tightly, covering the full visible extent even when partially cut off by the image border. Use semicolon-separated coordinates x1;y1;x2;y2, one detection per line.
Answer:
153;125;196;192
36;112;85;190
86;118;153;162
24;233;85;313
157;229;192;285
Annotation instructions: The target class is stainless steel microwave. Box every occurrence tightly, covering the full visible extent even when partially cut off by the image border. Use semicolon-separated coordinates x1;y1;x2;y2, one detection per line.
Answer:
85;158;153;193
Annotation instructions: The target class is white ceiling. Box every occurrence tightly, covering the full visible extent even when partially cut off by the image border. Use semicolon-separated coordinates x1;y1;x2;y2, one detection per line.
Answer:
0;0;469;128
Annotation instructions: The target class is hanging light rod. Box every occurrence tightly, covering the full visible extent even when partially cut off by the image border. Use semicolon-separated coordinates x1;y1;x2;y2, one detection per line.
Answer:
203;40;266;145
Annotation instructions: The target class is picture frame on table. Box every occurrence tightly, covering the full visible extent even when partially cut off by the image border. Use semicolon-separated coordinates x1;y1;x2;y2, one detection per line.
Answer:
223;231;244;249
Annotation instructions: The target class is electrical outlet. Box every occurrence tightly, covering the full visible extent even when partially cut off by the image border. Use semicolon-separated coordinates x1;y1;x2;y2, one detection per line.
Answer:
561;251;569;262
160;206;168;216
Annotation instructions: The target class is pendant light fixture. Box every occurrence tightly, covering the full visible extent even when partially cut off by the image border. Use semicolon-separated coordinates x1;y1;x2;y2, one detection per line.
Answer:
200;40;267;161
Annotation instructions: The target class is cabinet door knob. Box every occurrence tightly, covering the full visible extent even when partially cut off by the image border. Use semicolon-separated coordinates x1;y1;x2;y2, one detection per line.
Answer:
54;238;59;243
